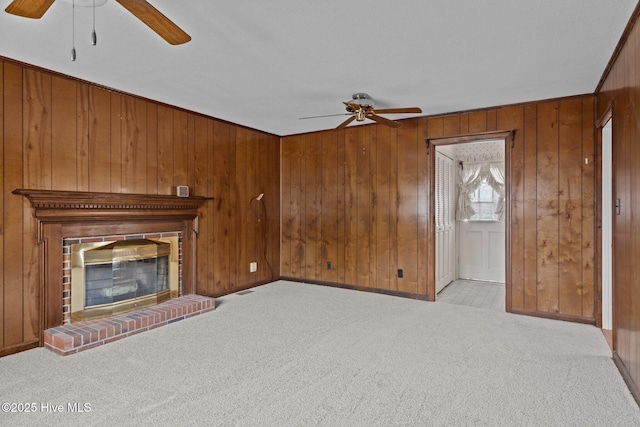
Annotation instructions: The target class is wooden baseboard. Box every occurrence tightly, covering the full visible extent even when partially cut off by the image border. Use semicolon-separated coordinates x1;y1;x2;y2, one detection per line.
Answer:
279;277;431;301
508;307;595;325
0;340;40;358
613;351;640;407
601;328;613;350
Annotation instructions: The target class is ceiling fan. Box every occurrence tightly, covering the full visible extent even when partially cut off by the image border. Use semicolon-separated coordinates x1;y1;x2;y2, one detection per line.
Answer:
4;0;191;45
301;93;422;129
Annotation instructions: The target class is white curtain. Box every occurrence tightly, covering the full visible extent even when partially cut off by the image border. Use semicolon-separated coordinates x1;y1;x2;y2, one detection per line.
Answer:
456;162;483;221
486;161;506;221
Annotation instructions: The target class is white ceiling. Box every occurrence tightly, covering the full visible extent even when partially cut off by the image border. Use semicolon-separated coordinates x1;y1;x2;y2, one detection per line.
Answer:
0;1;637;136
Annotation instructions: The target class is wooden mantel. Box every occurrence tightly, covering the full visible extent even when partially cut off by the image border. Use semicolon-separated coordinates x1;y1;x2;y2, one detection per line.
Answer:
13;189;211;223
13;189;212;339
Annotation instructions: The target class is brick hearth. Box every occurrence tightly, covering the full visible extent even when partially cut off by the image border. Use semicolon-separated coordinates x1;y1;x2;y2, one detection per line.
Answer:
44;295;215;356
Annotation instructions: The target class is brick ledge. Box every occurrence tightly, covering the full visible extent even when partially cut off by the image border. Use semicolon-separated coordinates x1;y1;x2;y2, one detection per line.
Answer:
44;295;215;356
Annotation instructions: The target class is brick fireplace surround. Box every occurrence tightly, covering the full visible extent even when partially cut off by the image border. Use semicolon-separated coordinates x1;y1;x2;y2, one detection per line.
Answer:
14;189;214;356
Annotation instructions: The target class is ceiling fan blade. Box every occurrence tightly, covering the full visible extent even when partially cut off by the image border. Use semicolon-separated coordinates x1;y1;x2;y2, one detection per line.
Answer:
115;0;191;45
372;107;422;115
5;0;54;18
299;113;349;120
336;115;356;130
368;113;400;128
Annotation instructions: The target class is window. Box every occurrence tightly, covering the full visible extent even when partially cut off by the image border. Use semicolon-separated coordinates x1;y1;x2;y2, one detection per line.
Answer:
468;181;500;221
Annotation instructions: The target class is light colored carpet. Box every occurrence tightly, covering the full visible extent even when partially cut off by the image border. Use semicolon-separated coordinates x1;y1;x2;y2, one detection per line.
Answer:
0;280;638;426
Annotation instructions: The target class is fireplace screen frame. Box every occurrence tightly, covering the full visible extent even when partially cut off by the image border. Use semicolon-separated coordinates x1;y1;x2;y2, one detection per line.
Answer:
70;236;180;322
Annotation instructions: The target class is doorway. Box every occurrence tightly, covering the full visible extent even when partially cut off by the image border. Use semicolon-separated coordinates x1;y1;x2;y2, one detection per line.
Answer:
428;131;512;311
601;117;613;332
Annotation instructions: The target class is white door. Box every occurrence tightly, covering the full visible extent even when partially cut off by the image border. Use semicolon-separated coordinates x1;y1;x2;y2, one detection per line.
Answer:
458;220;505;282
435;151;456;293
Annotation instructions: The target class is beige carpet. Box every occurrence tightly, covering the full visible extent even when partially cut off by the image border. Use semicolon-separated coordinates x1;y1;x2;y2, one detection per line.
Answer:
0;280;638;426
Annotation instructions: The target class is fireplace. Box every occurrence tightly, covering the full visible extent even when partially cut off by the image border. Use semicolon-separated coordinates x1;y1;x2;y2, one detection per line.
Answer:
69;236;180;323
14;188;213;353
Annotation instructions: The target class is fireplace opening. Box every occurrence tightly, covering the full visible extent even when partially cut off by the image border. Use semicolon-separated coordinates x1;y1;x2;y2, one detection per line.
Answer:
70;236;180;322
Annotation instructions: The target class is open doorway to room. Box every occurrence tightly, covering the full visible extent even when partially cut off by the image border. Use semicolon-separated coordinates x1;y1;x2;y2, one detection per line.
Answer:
431;136;507;312
599;115;613;343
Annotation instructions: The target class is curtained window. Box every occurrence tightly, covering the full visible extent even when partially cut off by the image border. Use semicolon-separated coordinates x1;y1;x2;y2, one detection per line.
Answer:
457;161;505;221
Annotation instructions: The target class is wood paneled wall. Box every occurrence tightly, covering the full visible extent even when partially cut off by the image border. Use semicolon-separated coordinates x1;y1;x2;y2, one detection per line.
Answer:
281;95;596;322
596;4;640;402
0;58;280;356
281;122;429;296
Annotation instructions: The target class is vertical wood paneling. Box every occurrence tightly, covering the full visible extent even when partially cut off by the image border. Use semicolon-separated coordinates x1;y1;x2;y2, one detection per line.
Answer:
121;95;147;193
426;116;444;139
110;93;122;191
268;132;281;281
290;135;304;278
443;115;460;137
633;20;640;384
281;97;594;316
1;58;281;356
146;103;158;194
212;122;232;292
523;104;539;310
417;118;429;296
336;131;347;284
173;111;189;191
468;111;487;134
187;114;196;191
206;119;216;292
235;128;249;286
52;77;77;190
396;120;419;294
157;106;173;195
497;106;524;309
77;83;89;191
625;24;639;384
388;128;399;291
536;101;560;313
375;125;392;290
3;63;25;346
368;127;378;288
0;62;4;349
22;69;50;343
194;115;209;295
227;126;238;291
581;96;595;319
305;133;321;280
344;128;358;285
280;136;294;278
24;69;52;190
459;113;469;135
321;131;339;283
487;109;498;131
356;126;371;287
558;98;584;316
88;86;111;192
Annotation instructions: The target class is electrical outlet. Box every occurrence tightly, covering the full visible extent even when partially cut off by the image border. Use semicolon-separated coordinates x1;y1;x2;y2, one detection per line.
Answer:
327;261;332;270
250;262;257;273
397;269;403;278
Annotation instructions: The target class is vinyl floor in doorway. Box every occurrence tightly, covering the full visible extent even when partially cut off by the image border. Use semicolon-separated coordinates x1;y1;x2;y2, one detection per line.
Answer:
437;279;505;312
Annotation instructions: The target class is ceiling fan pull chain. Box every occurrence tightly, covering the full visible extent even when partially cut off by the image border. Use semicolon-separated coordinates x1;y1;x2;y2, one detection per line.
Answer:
71;0;76;61
91;0;97;45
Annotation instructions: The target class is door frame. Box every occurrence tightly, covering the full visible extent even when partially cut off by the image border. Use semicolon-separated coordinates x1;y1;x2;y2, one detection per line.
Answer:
596;104;614;334
426;130;514;308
